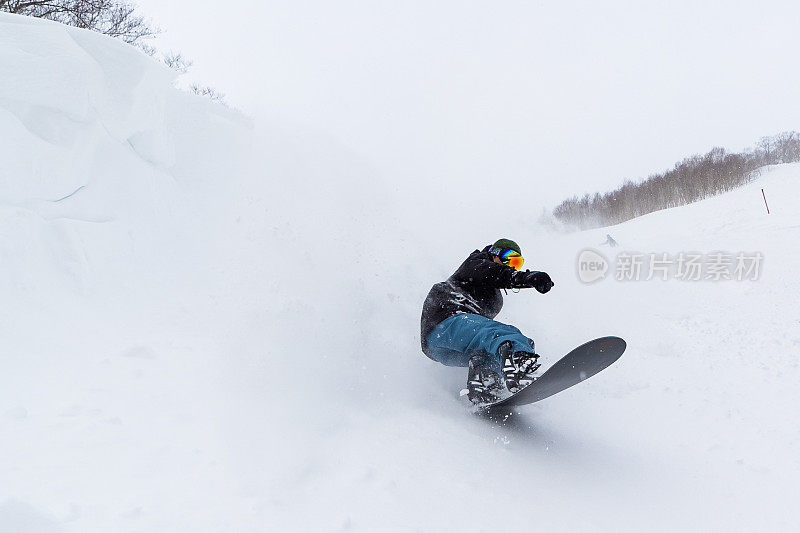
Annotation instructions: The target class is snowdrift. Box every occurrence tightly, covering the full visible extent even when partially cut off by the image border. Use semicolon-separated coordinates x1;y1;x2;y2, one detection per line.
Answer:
1;13;258;531
2;12;800;532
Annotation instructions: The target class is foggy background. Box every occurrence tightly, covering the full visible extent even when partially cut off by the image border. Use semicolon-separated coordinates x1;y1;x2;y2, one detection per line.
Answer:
135;0;800;207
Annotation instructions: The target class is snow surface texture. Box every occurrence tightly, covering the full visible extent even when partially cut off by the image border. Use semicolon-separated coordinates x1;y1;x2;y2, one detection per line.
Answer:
2;12;799;532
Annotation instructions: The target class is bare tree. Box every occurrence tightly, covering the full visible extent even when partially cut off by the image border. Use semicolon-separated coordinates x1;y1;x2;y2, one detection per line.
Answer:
774;131;800;164
189;84;226;103
551;131;799;230
162;51;193;74
1;1;158;44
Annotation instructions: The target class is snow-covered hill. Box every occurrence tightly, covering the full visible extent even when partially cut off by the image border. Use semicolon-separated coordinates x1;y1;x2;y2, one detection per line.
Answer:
2;12;799;532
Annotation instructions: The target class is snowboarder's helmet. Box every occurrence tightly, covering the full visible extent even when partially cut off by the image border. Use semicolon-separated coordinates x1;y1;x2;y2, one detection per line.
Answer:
489;238;521;256
489;238;524;270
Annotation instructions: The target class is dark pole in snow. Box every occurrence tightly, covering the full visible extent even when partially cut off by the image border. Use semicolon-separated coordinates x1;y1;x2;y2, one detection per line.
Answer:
761;188;770;214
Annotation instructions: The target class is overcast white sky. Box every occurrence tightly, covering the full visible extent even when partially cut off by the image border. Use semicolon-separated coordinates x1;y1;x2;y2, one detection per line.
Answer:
136;0;800;206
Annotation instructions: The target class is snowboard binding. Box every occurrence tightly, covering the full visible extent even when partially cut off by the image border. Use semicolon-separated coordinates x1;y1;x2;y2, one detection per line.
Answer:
466;355;505;405
498;341;541;394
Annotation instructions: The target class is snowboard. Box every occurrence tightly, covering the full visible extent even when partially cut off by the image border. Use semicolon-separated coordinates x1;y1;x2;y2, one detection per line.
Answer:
480;336;626;410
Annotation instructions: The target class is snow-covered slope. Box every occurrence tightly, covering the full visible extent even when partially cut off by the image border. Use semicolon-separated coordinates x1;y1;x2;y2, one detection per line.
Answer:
2;12;799;532
0;13;257;530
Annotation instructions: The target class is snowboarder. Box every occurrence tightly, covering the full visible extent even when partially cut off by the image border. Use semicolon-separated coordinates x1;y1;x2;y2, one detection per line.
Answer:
420;239;555;404
600;233;618;247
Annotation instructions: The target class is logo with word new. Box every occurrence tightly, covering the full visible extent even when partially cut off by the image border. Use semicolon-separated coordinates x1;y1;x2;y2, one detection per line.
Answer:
577;249;609;283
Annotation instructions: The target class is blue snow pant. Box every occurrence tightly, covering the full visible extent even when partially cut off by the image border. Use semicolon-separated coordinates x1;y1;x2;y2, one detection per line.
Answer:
426;313;535;374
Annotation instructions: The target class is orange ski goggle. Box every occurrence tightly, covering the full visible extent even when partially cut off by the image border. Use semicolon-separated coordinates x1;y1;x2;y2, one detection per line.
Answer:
499;249;524;270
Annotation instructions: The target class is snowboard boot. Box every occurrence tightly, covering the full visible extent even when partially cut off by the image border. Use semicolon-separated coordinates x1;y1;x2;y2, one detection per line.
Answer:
467;355;504;405
498;341;541;394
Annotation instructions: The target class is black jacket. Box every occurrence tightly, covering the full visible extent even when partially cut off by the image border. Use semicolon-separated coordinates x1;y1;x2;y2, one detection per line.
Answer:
420;246;517;358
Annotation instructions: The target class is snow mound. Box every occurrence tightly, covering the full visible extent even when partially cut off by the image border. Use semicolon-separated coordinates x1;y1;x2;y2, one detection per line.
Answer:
0;13;260;531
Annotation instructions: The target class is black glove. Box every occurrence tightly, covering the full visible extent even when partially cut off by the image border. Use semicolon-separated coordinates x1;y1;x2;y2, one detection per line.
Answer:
511;270;554;294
